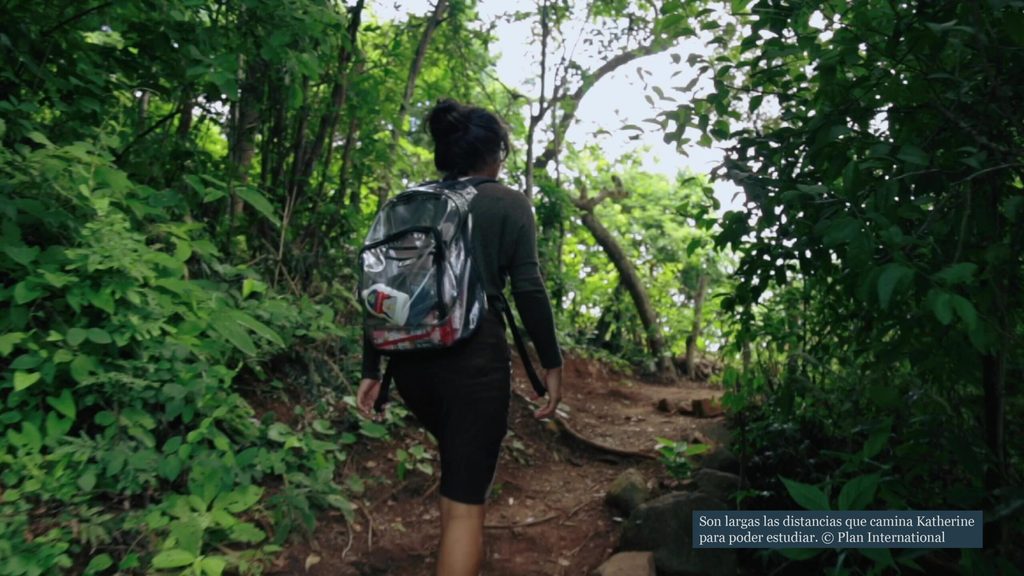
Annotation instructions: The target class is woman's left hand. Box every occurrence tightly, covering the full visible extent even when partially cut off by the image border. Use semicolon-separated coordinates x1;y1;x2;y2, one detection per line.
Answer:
357;378;381;417
533;367;563;420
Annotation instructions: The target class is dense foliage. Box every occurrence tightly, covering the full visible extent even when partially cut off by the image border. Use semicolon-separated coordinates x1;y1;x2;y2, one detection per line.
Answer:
669;0;1024;573
1;0;1020;574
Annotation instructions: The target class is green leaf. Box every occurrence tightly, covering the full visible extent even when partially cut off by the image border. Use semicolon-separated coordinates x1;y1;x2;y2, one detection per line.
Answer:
85;554;114;575
26;131;54;146
950;295;977;329
896;145;929;166
13;281;44;304
0;332;26;356
86;328;112;344
359;420;388;439
242;278;267;299
13;371;41;391
70;354;98;381
70;355;97;383
877;263;913;309
173;239;192;262
184;174;206;195
88;289;116;314
45;411;73;440
266;422;293;443
200;556;228;576
215;485;264;513
862;421;890;459
119;553;141;571
158;455;183;481
655;13;687;36
968;320;995;353
927;290;954;325
229;522;266;544
3;245;40;266
210;508;238;529
820;217;860;247
210;315;257;356
934;262;977;285
67;328;89;346
77;469;97;491
327;494;355;515
94;411;117;427
151;549;196;569
46;389;76;419
10;354;42;370
780;476;830;510
15;421;43;452
235;187;280;226
230;311;284;347
686;443;711;456
838;473;880;510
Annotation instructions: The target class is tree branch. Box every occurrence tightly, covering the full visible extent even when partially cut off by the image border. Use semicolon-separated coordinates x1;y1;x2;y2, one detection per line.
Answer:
114;107;179;163
571;175;628;212
43;1;115;37
534;38;675;171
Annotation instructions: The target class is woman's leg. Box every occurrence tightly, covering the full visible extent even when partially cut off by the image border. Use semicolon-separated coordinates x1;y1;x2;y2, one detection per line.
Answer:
437;496;486;576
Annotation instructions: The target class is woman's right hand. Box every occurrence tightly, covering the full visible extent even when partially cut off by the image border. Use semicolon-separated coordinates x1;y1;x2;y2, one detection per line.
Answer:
533;367;563;420
357;378;381;418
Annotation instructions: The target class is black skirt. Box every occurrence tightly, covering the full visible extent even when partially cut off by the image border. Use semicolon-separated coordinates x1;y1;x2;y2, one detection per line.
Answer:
389;308;511;505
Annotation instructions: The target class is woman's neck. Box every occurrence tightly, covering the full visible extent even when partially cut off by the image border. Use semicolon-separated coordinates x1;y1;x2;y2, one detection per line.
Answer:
466;162;501;179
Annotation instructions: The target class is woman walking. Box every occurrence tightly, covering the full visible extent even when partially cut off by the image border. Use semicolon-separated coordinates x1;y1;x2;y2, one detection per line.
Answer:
357;99;564;576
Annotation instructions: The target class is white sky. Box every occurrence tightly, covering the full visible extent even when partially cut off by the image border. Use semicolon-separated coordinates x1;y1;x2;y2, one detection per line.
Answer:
373;0;743;213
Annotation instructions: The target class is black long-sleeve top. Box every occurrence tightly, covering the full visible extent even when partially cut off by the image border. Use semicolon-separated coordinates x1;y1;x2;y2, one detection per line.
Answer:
361;180;563;379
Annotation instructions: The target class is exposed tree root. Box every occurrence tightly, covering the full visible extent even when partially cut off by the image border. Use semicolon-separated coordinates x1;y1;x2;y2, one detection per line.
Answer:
484;513;559;529
512;388;656;460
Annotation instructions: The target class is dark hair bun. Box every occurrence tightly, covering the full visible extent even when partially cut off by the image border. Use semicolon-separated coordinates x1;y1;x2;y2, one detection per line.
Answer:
427;99;467;143
425;99;511;176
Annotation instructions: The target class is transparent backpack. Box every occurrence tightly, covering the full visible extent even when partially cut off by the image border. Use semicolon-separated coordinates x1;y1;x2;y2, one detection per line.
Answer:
358;178;492;351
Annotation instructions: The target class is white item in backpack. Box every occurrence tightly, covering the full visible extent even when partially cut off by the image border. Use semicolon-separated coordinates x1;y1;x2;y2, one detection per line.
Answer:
361;283;411;326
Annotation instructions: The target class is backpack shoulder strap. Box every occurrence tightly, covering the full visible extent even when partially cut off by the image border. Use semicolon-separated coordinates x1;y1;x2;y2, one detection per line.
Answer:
491;294;548;399
463;176;498;188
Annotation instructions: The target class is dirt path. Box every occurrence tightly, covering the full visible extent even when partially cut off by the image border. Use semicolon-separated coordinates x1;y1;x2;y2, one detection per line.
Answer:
272;354;729;575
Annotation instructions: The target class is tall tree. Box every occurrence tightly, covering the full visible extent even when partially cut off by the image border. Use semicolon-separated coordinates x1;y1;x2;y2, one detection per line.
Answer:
685;272;709;378
376;0;450;208
571;176;676;377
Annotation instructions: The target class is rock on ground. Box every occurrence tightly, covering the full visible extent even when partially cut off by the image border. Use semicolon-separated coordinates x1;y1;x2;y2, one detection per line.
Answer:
592;551;656;576
696;447;740;475
691;398;723;418
692;468;742;503
604;468;650;516
620;492;737;576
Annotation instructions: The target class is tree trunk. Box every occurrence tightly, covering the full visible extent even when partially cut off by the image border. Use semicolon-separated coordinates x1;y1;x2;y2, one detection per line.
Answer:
285;77;311;199
978;178;1011;547
574;200;674;378
685;273;709;379
377;0;449;208
524;0;550;200
529;36;674;292
274;78;311;287
594;281;625;350
293;0;364;203
340;113;361;208
229;57;263;218
176;92;193;137
267;71;289;193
